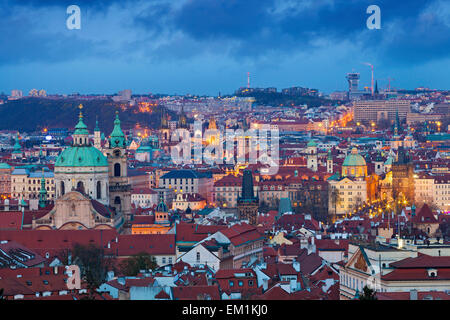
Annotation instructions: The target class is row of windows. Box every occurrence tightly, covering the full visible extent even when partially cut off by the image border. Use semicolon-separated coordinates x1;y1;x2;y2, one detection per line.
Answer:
229;280;254;287
164;178;195;185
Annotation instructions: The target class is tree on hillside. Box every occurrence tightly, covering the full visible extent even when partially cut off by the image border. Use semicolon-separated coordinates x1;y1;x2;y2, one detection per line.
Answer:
119;252;158;276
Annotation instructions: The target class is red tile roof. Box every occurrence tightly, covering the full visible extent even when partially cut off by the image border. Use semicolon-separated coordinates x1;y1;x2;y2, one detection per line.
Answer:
172;285;220;300
113;234;176;256
0;212;22;230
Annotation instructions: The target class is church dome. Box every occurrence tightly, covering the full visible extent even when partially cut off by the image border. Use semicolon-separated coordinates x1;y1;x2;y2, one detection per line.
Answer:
55;146;108;167
342;147;366;167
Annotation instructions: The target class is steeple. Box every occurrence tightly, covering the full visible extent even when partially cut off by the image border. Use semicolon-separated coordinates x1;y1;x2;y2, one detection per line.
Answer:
73;104;90;146
12;133;22;157
240;169;257;200
374;80;379;95
327;149;334;174
94;116;102;150
394;108;401;136
178;105;187;129
94;117;100;132
156;194;168;212
160;107;168;129
39;169;47;208
109;111;126;148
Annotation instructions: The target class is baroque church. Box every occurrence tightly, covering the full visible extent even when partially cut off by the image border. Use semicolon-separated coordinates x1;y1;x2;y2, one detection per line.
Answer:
33;105;131;231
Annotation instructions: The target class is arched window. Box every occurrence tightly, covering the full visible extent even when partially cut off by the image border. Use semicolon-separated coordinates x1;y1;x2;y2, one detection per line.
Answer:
114;196;121;205
61;181;65;196
114;163;121;177
76;181;85;194
96;181;101;199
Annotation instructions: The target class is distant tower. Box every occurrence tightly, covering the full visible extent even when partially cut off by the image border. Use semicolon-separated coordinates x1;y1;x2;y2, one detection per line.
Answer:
178;105;188;129
105;111;132;220
94;117;102;150
327;149;333;174
38;170;47;208
346;73;360;93
306;140;318;172
374;151;385;175
160;108;170;144
237;169;259;225
155;195;170;225
11;133;22;160
247;72;250;89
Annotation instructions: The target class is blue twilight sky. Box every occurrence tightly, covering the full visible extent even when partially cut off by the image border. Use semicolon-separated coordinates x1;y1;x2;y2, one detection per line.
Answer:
0;0;449;96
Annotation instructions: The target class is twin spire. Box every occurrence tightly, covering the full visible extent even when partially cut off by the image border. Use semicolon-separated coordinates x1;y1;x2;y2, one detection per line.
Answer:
73;104;125;148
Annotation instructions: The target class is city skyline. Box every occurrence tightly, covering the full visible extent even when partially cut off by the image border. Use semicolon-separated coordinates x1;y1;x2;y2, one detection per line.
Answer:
1;0;450;95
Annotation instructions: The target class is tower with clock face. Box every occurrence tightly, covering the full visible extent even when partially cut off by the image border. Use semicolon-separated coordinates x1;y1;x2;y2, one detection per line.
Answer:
105;111;132;221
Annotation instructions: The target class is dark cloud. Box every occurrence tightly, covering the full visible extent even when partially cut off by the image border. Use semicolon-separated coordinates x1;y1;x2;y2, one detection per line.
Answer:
173;0;276;39
1;0;449;67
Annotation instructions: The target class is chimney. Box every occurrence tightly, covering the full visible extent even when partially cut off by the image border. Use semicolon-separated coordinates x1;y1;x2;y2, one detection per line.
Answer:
410;289;418;300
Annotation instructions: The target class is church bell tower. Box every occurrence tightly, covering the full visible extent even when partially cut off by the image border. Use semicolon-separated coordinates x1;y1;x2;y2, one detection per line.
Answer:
105;111;132;221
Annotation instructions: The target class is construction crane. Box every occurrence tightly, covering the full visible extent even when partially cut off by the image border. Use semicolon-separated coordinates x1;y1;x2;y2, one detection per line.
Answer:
362;62;374;95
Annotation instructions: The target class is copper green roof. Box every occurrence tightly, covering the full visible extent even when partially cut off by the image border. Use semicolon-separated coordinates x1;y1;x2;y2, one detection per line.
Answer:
12;134;22;154
55;146;108;167
109;112;126;148
156;196;168;212
342;148;366;167
74;106;89;135
0;163;11;169
307;140;317;147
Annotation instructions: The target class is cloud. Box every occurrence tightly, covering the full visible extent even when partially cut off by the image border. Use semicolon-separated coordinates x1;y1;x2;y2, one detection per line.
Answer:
1;0;449;69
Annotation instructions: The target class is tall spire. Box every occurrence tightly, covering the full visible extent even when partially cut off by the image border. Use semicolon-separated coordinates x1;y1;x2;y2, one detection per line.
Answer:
95;116;100;132
394;108;401;136
240;169;256;200
161;107;168;129
12;133;22;155
73;104;89;146
178;105;187;128
109;111;126;148
39;169;47;208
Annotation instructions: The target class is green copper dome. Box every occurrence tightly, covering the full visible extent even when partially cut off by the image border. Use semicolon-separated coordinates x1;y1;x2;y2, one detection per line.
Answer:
307;140;317;147
156;196;168;212
109;112;126;148
342;148;366;167
55;146;108;167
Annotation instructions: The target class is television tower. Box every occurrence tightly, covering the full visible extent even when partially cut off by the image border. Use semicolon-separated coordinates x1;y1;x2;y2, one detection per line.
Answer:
247;72;250;89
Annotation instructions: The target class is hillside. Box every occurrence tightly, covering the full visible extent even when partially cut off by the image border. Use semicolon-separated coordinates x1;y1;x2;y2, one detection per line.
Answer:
0;98;177;134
